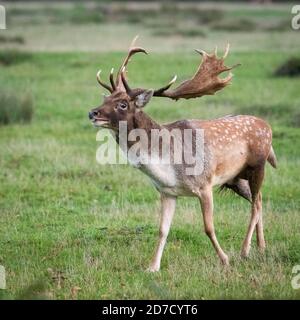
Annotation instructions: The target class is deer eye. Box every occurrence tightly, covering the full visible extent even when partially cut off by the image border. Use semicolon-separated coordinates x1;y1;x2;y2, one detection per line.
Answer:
118;101;128;110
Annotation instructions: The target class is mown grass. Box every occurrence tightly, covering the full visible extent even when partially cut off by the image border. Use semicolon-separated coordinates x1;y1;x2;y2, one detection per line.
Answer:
5;2;291;31
0;49;299;300
2;1;295;51
2;1;298;57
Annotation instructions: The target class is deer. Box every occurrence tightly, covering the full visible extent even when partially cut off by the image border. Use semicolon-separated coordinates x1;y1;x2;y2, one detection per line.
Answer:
88;37;277;272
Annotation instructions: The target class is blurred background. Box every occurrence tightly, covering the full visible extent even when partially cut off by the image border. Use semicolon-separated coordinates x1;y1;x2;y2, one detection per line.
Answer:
0;1;300;300
1;0;299;52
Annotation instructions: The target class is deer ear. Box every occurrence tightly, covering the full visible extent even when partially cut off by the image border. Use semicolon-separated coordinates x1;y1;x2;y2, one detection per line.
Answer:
134;89;154;108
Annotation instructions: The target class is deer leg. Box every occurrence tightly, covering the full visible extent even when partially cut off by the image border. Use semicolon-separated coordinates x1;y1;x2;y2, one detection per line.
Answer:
147;193;176;272
241;166;265;258
199;187;229;266
226;178;265;250
255;192;265;252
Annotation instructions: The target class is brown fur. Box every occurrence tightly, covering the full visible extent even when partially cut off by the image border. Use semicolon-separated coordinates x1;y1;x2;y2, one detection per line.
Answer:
89;40;277;270
90;93;276;269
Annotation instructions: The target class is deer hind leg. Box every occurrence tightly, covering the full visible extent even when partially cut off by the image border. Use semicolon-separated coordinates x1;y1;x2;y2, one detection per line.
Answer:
241;165;265;258
147;193;176;272
225;178;265;251
199;187;229;266
255;192;265;252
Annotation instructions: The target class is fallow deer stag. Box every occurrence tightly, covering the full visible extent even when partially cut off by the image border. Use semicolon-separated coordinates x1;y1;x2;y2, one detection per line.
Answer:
89;37;277;271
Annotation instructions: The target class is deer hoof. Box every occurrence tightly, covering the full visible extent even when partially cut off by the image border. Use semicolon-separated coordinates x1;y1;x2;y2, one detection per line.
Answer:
220;254;229;266
146;265;160;273
241;249;250;259
257;243;266;254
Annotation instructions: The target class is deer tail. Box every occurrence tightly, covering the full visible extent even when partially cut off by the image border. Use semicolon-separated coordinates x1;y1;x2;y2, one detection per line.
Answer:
267;145;277;169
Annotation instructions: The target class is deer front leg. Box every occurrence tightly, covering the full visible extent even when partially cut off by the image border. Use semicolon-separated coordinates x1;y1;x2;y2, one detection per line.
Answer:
199;188;229;266
147;193;176;272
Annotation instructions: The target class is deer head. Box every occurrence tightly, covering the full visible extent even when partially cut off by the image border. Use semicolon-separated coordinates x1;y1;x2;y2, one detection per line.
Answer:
89;36;153;130
88;37;240;130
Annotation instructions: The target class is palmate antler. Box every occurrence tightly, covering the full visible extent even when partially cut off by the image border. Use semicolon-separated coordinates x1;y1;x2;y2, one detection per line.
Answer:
96;37;240;100
153;44;240;100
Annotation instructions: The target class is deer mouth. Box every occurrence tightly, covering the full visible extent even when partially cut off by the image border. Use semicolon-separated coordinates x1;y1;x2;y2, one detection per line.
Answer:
91;117;111;128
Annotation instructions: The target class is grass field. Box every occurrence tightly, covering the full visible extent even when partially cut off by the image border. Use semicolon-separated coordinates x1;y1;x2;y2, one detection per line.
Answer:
0;2;300;300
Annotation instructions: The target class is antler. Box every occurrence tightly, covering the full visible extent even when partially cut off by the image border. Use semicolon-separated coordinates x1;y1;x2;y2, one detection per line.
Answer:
96;39;240;100
116;36;147;91
96;36;147;93
153;43;240;100
96;69;114;93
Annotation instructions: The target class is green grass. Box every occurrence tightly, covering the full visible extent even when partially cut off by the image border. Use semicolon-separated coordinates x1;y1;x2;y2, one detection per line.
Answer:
0;89;34;125
0;49;300;300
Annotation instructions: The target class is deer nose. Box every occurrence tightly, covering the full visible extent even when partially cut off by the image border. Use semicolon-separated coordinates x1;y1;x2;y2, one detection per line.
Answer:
88;111;97;120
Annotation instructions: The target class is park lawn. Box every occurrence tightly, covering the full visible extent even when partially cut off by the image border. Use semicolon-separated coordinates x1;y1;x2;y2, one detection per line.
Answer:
0;50;300;299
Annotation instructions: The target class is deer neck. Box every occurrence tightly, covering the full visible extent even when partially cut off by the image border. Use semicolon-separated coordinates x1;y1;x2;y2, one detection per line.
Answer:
115;110;161;146
133;110;161;130
115;110;179;190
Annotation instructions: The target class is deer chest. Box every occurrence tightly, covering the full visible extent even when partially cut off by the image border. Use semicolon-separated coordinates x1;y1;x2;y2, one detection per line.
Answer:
139;163;178;192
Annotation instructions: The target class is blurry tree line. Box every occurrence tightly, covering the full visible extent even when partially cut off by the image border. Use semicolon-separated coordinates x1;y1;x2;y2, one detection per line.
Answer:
2;0;296;3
